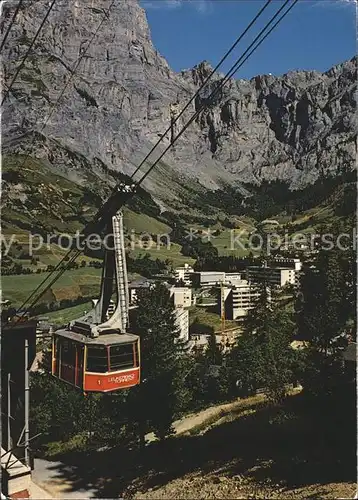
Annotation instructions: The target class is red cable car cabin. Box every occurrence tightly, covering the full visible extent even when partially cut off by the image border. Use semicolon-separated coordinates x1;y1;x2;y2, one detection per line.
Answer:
51;208;141;393
52;329;140;393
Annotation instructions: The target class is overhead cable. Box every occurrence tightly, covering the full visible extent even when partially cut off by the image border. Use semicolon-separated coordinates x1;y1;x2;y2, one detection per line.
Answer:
14;0;273;317
1;0;57;106
0;0;25;53
136;0;298;185
131;0;272;177
15;0;299;319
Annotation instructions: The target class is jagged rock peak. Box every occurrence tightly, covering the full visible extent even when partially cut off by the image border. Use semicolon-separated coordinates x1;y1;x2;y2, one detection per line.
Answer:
181;60;215;84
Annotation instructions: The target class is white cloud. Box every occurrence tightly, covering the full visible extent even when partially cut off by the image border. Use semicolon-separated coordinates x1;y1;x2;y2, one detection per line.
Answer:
141;0;212;14
337;0;357;6
194;0;212;14
315;0;357;8
141;1;165;10
166;0;182;9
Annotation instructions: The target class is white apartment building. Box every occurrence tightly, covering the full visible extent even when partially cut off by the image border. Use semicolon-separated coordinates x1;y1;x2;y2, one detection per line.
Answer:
175;263;194;285
271;257;302;272
246;266;296;288
191;271;226;289
271;257;302;284
170;286;192;308
224;272;242;285
175;308;189;342
221;280;262;319
127;281;189;341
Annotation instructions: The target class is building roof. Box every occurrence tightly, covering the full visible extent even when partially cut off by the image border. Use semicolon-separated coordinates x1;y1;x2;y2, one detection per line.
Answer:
260;219;279;225
273;257;301;262
290;340;307;350
129;278;171;289
54;329;139;345
230;279;250;287
247;266;294;271
128;278;154;289
36;323;52;332
197;271;225;276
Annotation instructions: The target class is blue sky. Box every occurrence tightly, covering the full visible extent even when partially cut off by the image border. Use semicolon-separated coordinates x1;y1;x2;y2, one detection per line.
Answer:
140;0;356;79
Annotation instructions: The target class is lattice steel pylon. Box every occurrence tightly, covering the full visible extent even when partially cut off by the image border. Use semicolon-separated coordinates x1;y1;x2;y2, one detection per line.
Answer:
68;210;130;337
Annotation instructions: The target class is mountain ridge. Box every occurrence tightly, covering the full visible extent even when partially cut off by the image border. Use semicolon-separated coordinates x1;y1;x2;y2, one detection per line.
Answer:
1;0;357;210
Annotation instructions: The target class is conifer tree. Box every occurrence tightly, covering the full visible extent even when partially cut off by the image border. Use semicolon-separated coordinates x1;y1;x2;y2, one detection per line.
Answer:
296;221;356;396
205;332;222;367
128;282;190;444
228;282;297;404
297;228;355;352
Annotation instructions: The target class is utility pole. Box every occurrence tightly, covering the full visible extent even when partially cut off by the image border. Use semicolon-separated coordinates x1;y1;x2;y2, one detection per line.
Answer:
24;338;30;467
7;372;11;450
220;282;226;347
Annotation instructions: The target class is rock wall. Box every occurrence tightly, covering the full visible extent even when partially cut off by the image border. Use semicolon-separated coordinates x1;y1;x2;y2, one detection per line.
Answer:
1;0;357;202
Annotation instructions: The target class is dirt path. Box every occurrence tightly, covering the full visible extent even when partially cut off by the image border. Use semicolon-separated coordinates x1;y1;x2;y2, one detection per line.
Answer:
174;403;233;435
33;387;353;500
136;389;356;500
29;481;53;499
146;394;267;443
173;397;264;435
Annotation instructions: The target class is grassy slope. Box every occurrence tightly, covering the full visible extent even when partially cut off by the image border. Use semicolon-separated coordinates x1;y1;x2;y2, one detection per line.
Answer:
123;208;170;235
189;306;237;333
128;390;356;500
45;301;92;324
2;268;101;306
1;156;194;305
3;154;351;313
40;389;356;500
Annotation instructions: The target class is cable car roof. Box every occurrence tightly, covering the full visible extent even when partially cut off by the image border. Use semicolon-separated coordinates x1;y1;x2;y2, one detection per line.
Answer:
54;329;139;345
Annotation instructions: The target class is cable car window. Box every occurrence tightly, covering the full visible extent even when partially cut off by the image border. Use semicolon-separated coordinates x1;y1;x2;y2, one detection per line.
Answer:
109;344;135;371
86;346;108;373
61;340;75;365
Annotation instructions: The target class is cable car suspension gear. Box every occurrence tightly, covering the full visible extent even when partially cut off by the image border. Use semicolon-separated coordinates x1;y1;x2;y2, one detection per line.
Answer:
52;191;140;393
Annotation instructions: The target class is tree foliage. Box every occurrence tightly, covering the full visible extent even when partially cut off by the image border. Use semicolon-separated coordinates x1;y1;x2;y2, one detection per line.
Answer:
29;213;356;459
296;224;355;351
127;283;191;442
295;221;356;397
227;283;299;404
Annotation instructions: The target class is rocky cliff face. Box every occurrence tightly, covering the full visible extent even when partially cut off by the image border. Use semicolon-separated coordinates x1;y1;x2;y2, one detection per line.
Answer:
1;0;357;207
184;58;357;188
